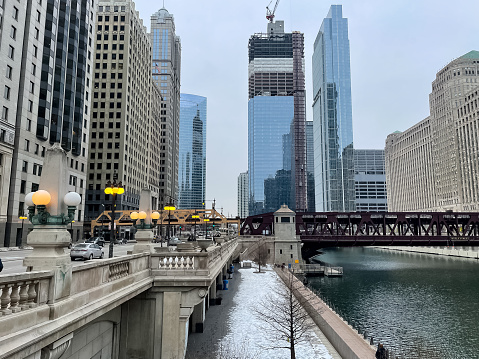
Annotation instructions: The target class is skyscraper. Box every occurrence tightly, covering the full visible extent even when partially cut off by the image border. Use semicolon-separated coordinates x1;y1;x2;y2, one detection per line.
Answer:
305;121;315;212
385;51;479;212
354;149;387;212
312;5;355;212
150;7;181;208
248;20;306;215
237;171;249;218
178;94;206;209
86;0;159;234
1;0;95;246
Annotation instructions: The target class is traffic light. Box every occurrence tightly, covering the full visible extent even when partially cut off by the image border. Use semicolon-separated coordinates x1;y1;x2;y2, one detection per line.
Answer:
212;224;215;228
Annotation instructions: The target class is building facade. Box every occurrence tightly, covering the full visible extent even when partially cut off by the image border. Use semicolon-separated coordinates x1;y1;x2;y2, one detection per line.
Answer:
354;149;387;212
150;7;181;208
177;94;206;209
1;0;95;246
305;121;315;212
312;5;355;212
247;20;306;215
385;51;479;212
237;171;248;218
85;0;158;234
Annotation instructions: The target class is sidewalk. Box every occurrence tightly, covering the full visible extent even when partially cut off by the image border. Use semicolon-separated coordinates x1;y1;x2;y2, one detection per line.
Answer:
185;267;242;358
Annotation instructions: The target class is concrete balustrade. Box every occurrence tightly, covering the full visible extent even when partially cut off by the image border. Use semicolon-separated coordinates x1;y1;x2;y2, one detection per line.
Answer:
0;238;239;359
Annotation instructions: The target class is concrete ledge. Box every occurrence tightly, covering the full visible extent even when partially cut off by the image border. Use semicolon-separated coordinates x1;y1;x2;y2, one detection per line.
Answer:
0;275;153;359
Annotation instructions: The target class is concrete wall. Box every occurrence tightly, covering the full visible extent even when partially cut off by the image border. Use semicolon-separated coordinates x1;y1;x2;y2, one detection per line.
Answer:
276;268;375;359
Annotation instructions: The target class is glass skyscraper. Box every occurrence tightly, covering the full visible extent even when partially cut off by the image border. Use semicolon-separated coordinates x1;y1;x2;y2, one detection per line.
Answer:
248;20;306;215
178;94;206;209
312;5;355;212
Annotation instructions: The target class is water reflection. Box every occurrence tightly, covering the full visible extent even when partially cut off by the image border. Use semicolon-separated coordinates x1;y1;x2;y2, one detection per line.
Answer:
309;247;479;358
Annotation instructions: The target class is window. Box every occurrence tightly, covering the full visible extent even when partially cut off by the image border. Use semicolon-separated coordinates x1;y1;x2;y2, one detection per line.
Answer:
33;45;38;58
20;180;26;194
28;100;33;112
31;63;36;75
6;65;12;79
13;7;19;20
24;139;30;151
8;46;15;60
4;86;10;100
10;26;17;39
36;10;41;22
2;106;8;120
30;81;34;94
34;27;39;40
27;119;32;132
22;161;28;172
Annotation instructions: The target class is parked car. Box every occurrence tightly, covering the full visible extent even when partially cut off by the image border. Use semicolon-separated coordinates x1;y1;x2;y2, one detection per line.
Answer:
85;237;105;247
168;237;182;246
71;243;104;261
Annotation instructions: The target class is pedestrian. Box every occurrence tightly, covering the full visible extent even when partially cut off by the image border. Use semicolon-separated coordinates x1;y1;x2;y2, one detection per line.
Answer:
376;343;386;359
0;257;3;272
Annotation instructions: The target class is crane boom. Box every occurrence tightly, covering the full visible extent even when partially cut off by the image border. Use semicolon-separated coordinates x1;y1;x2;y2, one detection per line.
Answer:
266;0;280;22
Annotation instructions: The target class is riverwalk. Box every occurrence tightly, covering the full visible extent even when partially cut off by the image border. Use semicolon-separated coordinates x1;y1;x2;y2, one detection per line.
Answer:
185;264;341;359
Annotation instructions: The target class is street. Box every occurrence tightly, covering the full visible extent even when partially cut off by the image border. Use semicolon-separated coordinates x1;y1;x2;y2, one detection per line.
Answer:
0;243;136;275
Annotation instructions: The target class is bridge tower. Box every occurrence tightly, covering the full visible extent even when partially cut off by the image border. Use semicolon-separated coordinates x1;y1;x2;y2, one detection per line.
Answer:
273;205;302;267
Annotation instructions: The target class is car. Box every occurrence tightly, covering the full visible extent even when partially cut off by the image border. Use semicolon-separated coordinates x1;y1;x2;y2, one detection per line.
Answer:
85;237;105;247
168;237;182;246
71;243;104;261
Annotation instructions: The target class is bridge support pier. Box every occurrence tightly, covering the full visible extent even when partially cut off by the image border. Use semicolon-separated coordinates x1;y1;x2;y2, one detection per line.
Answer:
191;300;205;333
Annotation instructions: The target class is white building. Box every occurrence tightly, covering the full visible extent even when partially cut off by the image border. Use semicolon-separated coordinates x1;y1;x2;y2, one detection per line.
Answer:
385;51;479;212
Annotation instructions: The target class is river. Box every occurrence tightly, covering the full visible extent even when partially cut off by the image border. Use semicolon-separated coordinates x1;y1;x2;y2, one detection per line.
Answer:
308;247;479;358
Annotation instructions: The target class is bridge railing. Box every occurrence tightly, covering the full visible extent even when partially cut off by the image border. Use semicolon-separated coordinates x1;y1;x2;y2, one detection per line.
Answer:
0;271;53;317
151;238;238;276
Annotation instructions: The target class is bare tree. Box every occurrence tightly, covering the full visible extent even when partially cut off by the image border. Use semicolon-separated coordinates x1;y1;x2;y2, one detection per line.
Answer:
253;271;315;359
251;239;268;273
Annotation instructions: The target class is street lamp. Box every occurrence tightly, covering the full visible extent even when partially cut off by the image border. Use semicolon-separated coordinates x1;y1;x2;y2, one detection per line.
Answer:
104;178;124;258
192;213;199;240
164;202;176;243
18;215;28;247
204;218;210;238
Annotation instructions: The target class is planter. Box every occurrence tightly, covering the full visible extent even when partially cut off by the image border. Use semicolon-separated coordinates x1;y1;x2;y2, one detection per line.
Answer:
215;237;224;245
197;239;212;252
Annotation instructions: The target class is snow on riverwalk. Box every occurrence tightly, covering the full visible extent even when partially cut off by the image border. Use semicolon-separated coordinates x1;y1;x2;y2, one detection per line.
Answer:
186;264;339;358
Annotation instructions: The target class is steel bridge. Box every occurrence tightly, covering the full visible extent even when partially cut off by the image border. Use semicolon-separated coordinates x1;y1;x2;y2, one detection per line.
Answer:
240;211;479;251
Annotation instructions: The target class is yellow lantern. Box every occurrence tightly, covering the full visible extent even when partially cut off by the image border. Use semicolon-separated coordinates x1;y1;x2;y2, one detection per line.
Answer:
151;211;160;220
104;187;113;195
138;211;147;220
32;190;51;206
130;212;139;220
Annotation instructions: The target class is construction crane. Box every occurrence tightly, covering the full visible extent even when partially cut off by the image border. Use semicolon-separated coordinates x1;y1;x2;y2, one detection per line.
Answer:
266;0;280;23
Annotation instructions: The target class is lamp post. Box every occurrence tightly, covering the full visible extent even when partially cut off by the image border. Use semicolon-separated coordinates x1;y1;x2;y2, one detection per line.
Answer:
192;212;199;240
18;216;28;247
104;178;124;258
164;202;176;244
100;203;105;237
204;218;209;238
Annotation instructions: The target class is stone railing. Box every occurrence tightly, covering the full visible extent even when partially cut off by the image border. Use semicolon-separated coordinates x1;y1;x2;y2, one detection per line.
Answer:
0;271;53;317
151;238;238;277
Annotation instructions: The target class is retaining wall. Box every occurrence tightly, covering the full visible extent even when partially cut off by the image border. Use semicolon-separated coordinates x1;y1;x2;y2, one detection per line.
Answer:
275;268;376;359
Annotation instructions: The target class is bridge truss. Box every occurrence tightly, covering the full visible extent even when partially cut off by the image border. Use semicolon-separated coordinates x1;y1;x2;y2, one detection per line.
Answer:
240;212;479;247
91;208;241;233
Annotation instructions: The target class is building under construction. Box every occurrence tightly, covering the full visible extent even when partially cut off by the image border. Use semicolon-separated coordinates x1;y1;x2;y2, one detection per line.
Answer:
247;19;307;215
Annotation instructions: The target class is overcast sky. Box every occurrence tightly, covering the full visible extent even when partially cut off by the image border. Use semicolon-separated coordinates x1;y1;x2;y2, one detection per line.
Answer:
131;0;479;216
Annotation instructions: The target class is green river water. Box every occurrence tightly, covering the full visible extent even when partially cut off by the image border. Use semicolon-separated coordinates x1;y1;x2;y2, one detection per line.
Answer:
309;247;479;358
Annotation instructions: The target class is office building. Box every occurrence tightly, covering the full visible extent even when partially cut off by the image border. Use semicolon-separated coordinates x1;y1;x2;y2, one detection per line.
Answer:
306;121;315;211
354;149;387;212
312;5;355;212
150;7;181;208
237;171;249;218
1;0;95;246
178;94;206;209
248;20;306;215
86;0;159;233
385;51;479;212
